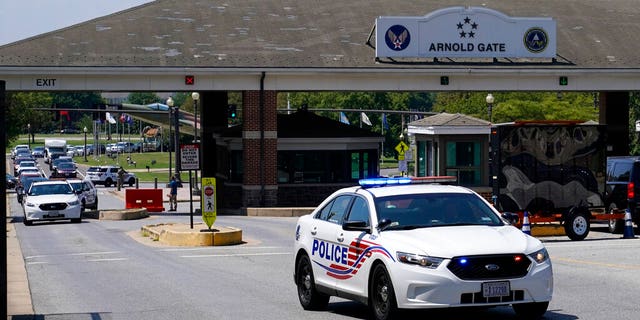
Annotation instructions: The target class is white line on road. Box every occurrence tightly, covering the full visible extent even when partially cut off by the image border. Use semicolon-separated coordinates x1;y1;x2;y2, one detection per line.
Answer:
87;258;128;262
181;252;291;258
25;251;121;259
159;246;286;252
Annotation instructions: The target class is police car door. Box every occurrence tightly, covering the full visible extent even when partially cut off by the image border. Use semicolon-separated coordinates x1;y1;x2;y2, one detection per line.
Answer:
336;195;373;297
310;195;354;290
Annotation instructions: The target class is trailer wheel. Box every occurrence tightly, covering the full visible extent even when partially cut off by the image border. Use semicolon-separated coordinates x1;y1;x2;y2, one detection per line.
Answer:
607;205;624;234
565;211;590;241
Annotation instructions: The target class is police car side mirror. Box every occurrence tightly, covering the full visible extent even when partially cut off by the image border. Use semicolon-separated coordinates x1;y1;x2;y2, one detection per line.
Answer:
501;212;519;225
342;220;370;232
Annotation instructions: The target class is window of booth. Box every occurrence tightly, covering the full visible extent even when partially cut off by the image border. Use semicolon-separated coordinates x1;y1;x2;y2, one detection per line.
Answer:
445;141;481;186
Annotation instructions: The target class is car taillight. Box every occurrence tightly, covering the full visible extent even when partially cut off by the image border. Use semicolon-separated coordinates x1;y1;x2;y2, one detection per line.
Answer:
628;182;635;199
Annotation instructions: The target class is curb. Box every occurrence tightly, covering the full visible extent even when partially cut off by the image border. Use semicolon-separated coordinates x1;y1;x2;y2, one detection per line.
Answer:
141;223;243;246
83;208;148;220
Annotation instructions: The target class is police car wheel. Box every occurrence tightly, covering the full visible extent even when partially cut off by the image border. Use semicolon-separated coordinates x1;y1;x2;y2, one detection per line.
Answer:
296;254;329;310
512;301;549;319
370;264;398;320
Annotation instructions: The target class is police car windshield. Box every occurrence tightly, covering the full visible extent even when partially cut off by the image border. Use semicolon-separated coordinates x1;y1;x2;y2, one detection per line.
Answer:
374;193;503;229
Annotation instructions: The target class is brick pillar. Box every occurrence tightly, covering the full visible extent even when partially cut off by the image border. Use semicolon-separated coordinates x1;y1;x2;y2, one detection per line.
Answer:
600;91;630;156
242;90;278;207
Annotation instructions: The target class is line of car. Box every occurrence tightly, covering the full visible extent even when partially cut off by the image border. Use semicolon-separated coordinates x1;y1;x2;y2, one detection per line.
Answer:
8;145;137;225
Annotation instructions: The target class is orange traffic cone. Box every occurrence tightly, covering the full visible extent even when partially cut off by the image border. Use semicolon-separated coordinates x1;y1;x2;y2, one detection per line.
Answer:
522;211;531;235
622;209;636;239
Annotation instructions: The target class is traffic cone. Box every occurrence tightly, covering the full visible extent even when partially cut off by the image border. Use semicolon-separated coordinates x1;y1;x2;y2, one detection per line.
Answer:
622;209;636;239
522;211;531;235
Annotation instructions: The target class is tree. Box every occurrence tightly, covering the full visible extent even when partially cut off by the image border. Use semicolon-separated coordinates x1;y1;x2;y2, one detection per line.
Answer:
126;92;161;105
5;92;53;144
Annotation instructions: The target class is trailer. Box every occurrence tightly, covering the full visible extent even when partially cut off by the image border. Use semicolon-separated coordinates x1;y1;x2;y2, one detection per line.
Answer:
490;121;623;240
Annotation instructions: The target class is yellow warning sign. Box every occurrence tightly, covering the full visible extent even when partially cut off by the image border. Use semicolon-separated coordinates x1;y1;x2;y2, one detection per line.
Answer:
201;177;217;229
395;141;409;155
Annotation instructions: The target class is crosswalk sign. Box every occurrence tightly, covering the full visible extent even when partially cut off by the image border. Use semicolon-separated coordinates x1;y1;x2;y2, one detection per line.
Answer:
201;177;217;229
395;141;409;155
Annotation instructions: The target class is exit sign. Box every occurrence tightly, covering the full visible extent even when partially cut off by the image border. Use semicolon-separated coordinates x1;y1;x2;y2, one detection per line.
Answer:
559;76;568;86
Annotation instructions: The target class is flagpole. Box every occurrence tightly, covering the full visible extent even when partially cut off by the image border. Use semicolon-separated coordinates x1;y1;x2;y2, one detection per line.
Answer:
381;114;384;166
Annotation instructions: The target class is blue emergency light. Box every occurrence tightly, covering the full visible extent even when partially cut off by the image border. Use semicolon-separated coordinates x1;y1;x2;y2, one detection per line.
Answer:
358;176;457;188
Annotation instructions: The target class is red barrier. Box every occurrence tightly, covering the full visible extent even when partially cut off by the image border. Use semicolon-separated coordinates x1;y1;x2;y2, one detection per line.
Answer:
125;188;165;212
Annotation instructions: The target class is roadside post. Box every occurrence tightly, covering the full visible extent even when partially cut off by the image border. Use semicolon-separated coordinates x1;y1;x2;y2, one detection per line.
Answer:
201;177;217;230
181;144;200;229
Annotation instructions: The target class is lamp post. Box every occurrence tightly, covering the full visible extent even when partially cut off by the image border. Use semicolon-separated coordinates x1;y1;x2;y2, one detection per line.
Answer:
191;92;200;194
168;96;181;182
27;123;31;149
486;93;495;123
83;126;88;162
167;97;174;180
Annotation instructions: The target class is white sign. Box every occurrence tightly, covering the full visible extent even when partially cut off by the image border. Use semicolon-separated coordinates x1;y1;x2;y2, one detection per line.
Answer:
376;6;556;59
180;144;200;170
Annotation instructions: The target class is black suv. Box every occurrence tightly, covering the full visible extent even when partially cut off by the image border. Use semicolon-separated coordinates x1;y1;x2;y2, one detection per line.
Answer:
605;156;640;233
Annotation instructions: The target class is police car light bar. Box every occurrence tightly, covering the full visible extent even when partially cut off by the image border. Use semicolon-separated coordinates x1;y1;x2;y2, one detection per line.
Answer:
358;176;457;187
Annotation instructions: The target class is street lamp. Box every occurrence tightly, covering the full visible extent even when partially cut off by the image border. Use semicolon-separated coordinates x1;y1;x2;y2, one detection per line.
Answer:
27;123;31;149
83;126;88;162
167;97;174;180
191;92;200;193
486;93;495;123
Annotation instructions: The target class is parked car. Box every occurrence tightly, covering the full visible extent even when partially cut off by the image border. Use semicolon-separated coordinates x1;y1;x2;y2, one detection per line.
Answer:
67;179;98;211
293;177;553;320
605;156;640;233
86;165;137;187
22;180;82;225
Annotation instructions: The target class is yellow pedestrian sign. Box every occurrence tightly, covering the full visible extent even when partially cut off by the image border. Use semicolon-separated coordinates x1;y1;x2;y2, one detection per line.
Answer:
201;177;217;229
395;141;409;155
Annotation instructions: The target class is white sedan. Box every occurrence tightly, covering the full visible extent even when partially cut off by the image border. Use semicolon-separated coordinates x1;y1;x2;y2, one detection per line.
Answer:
23;180;82;225
293;177;553;320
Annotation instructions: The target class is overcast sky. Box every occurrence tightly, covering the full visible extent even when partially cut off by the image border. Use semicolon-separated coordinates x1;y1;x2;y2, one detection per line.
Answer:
0;0;153;46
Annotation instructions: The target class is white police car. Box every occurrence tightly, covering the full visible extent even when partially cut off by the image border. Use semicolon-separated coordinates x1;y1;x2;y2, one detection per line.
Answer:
293;177;553;320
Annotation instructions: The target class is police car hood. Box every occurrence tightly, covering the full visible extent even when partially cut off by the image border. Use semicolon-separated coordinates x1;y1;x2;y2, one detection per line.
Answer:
382;225;540;258
27;194;77;205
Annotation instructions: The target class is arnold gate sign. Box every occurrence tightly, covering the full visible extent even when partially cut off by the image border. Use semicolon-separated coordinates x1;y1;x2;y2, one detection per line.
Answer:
376;6;556;59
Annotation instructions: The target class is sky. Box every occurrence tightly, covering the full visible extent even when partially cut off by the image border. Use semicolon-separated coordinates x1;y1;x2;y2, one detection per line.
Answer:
0;0;153;46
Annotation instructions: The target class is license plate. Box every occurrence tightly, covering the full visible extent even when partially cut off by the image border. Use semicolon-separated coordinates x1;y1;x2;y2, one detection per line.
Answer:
482;281;510;298
46;211;60;218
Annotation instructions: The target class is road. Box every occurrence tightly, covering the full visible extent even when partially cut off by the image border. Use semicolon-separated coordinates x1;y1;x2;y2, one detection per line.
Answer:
7;181;640;320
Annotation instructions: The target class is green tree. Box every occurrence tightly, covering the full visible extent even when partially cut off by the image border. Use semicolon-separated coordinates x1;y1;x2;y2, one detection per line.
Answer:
126;92;161;105
5;92;54;144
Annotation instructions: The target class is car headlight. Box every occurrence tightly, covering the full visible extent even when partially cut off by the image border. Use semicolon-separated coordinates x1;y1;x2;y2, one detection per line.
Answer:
397;252;443;269
528;248;549;264
69;200;80;206
25;202;35;207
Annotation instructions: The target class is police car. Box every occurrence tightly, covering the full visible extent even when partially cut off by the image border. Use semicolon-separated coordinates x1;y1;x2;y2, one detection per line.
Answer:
293;177;553;320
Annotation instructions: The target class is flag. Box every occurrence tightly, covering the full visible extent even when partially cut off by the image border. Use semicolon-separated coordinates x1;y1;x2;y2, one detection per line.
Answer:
339;112;350;125
119;113;126;123
361;112;372;126
106;112;117;124
59;110;70;121
382;113;389;130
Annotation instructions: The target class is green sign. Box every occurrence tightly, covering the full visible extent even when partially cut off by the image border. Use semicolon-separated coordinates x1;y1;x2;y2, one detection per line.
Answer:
201;177;217;229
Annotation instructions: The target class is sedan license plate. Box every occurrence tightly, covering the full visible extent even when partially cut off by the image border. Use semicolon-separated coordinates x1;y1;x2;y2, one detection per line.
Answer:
482;281;510;298
46;211;60;218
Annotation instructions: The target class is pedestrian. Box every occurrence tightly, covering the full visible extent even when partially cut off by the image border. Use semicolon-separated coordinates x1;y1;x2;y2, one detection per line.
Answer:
169;175;178;211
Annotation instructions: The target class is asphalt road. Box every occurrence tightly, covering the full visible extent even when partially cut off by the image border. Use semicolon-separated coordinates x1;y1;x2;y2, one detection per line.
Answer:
7;182;640;320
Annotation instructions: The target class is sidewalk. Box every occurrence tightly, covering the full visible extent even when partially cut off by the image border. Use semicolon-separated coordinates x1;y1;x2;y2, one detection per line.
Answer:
6;197;34;318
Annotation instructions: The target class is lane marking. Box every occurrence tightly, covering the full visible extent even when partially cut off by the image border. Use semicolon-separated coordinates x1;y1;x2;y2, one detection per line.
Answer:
26;261;49;265
553;257;640;270
25;251;120;259
181;252;291;258
159;246;285;252
87;258;128;262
